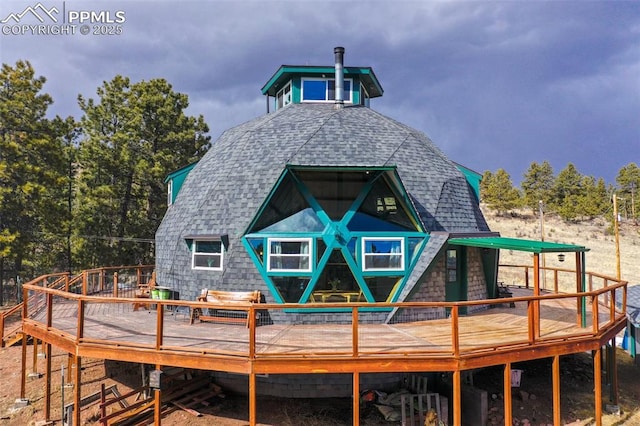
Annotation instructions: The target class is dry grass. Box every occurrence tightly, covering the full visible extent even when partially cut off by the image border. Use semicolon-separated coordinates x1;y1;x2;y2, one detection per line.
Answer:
482;206;640;290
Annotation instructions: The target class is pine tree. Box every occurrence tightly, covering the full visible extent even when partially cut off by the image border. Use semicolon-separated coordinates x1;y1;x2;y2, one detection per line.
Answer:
616;163;639;220
552;163;584;221
75;76;210;267
481;169;521;214
0;61;70;288
521;161;554;214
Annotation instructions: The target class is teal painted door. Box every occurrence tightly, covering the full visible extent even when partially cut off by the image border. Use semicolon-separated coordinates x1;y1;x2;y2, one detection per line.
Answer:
445;247;467;315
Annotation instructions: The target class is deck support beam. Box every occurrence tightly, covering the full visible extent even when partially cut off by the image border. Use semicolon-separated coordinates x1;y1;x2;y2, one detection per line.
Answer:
249;372;256;426
452;370;461;426
32;337;39;375
608;339;618;405
353;371;360;426
593;347;602;426
552;355;561;425
533;253;541;340
73;355;82;426
20;333;27;399
44;342;52;421
503;362;512;425
154;364;162;425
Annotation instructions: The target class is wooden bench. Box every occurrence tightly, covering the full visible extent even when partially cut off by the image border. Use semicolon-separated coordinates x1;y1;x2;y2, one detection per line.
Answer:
190;290;261;326
133;272;156;311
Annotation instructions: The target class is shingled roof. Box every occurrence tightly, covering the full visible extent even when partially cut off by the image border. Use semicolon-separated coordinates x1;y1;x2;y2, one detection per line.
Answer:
155;103;489;300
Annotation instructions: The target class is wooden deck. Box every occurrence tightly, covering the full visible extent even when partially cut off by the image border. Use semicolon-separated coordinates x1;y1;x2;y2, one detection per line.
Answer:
21;286;627;375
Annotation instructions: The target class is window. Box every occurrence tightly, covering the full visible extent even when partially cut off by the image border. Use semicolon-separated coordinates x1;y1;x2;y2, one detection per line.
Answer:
362;238;404;271
167;180;173;206
446;249;457;282
267;238;312;272
192;240;224;270
360;83;370;107
276;82;292;109
301;78;352;102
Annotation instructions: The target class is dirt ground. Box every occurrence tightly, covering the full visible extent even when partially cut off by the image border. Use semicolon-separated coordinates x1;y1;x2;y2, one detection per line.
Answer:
0;341;639;425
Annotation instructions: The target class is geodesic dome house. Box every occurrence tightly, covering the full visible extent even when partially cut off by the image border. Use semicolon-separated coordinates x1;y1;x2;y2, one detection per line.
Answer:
155;47;498;324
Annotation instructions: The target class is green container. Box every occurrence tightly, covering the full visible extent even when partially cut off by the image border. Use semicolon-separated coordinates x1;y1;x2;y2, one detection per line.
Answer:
151;289;160;299
158;289;170;300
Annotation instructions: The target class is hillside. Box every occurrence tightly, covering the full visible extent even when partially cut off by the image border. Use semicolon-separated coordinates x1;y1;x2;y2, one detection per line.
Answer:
482;206;639;288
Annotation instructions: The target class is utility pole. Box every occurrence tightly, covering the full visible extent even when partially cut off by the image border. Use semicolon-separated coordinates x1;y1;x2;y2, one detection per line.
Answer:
613;193;621;281
539;200;546;289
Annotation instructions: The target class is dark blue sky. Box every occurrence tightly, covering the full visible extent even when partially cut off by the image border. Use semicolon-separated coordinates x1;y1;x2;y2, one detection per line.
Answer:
2;1;638;185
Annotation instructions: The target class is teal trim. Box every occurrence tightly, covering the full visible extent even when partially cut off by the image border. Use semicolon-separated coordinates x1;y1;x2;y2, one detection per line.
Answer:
241;237;285;303
383;171;426;232
292;77;301;104
284;307;393;314
581;251;587;328
165;162;198;204
242;165;430;309
243;169;290;234
449;237;589;253
388;236;428;303
164;161;198;183
262;65;383;98
455;163;482;202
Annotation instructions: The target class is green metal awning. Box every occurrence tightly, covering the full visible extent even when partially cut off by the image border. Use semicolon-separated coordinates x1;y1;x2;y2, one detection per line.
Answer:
448;237;589;253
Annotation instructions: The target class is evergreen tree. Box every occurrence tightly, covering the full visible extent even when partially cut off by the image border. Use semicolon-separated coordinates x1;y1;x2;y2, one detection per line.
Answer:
481;169;521;214
616;163;639;220
521;161;554;214
552;163;584;221
75;76;210;267
579;176;609;219
0;61;68;285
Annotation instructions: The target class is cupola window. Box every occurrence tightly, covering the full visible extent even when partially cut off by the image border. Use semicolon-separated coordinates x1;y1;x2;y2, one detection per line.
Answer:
276;82;292;109
302;78;352;102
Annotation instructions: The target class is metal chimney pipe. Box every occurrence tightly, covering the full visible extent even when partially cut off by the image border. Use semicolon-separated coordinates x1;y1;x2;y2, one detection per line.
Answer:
334;46;345;109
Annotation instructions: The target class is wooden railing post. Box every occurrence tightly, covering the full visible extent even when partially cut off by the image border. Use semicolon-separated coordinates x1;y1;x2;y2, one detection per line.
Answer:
352;306;359;358
77;299;85;343
524;266;530;289
451;305;460;357
0;312;4;348
527;300;535;345
592;294;599;335
248;306;256;360
82;271;88;296
156;303;164;351
113;272;118;297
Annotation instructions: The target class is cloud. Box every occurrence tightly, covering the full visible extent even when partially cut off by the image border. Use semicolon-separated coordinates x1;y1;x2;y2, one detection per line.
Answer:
1;0;637;184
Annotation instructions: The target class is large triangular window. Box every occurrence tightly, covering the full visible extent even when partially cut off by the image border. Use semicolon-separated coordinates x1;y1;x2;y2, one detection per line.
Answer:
243;167;427;307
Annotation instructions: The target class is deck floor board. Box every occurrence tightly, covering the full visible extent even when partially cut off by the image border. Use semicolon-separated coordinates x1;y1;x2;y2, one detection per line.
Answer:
27;287;619;360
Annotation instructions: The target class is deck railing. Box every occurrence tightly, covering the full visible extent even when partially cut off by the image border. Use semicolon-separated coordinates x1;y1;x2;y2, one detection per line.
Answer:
1;265;153;347
16;267;627;366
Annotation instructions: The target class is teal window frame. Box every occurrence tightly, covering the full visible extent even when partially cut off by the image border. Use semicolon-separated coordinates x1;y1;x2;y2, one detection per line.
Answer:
242;166;429;311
